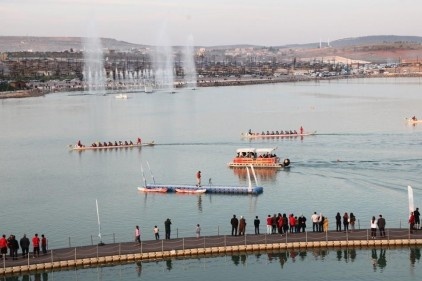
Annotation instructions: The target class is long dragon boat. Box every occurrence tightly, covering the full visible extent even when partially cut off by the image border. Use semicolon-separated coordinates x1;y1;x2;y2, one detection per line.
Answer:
69;139;154;151
241;130;316;138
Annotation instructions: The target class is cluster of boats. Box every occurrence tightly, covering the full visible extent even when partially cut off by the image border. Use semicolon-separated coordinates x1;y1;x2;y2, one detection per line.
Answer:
136;128;318;195
70;127;315;195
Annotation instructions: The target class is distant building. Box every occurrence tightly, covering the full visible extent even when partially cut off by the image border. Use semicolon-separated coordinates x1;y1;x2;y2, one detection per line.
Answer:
0;53;7;61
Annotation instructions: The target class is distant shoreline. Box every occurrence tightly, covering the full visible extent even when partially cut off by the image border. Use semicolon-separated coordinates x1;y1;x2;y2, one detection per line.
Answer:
1;73;422;100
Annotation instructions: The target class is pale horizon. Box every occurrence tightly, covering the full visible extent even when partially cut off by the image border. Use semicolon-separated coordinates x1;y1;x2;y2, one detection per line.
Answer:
0;0;421;47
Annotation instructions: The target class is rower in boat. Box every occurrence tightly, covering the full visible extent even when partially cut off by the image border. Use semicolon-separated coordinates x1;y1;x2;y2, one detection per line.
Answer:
412;116;418;121
129;140;133;145
77;140;84;148
108;141;113;146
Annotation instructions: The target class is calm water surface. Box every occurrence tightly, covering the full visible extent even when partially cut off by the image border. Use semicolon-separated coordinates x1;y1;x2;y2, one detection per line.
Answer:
1;78;422;249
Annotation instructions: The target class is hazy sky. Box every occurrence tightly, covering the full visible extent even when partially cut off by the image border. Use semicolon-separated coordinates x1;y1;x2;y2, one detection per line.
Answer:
0;0;420;46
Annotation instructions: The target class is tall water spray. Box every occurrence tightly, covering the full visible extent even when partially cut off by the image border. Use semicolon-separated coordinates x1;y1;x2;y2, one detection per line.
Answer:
83;20;106;95
183;35;197;89
153;24;175;93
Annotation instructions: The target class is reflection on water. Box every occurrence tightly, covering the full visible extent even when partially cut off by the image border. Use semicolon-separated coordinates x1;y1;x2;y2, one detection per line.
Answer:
231;167;278;182
197;195;202;212
371;249;387;272
410;248;421;266
3;247;421;281
136;262;142;278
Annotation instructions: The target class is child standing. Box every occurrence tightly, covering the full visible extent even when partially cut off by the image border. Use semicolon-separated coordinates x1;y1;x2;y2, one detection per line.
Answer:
153;226;160;240
196;224;201;238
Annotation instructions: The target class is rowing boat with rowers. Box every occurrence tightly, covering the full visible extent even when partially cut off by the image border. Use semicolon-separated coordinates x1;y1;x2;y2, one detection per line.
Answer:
241;130;316;139
69;140;154;151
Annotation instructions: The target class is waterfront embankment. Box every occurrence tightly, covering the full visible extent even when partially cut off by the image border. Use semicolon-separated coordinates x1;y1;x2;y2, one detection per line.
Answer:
0;89;44;99
2;72;422;100
1;228;421;276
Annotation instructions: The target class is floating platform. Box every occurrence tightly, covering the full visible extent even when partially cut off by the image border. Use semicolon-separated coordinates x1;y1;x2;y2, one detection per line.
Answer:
141;184;263;195
139;164;263;195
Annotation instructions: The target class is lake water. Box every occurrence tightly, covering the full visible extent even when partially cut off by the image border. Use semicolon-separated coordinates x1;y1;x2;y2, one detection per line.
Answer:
1;77;422;279
3;247;422;281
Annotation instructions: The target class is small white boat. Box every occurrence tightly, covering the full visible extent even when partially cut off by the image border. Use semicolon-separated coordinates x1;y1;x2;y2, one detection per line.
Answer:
175;188;206;194
138;187;168;193
115;94;128;99
145;85;153;93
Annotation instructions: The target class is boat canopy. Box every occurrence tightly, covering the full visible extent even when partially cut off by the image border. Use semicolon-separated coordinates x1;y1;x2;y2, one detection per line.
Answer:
256;148;277;154
236;148;277;154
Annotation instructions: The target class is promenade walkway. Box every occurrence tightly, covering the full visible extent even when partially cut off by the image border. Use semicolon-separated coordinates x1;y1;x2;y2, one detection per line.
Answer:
2;228;421;276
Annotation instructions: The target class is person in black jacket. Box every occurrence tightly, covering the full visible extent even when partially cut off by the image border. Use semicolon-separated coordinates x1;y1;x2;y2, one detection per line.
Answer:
231;215;239;236
254;216;260;234
7;235;19;260
20;234;30;258
164;218;172;239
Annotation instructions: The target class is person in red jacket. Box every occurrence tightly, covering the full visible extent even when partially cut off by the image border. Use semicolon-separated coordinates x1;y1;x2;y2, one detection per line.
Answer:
0;234;8;260
32;234;40;257
409;212;416;234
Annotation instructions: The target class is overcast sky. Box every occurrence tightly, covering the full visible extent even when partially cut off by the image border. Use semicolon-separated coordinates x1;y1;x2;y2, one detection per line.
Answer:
0;0;420;46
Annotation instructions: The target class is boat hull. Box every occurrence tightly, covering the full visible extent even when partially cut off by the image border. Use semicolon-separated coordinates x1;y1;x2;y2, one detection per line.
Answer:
228;162;284;168
138;187;168;193
228;157;289;168
175;188;206;194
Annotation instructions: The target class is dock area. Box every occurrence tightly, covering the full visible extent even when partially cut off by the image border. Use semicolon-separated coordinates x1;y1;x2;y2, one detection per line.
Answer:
144;184;264;194
1;228;421;276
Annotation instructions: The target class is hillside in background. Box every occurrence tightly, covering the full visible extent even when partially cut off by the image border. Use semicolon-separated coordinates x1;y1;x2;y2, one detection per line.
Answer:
0;35;421;52
0;36;144;52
